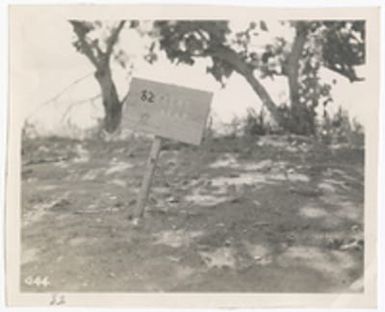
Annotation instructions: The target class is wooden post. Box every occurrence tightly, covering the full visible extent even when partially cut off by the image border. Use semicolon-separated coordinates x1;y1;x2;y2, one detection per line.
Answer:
132;136;162;221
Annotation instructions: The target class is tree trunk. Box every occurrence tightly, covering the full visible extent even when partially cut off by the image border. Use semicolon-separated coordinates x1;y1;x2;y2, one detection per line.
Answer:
286;22;313;134
69;20;127;134
243;70;284;127
207;46;283;128
95;67;122;133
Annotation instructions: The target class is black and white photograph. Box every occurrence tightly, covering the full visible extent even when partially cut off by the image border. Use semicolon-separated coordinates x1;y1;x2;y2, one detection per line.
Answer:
5;4;380;309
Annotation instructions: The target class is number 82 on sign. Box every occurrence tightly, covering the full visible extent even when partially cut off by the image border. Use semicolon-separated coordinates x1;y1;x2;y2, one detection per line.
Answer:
122;78;213;146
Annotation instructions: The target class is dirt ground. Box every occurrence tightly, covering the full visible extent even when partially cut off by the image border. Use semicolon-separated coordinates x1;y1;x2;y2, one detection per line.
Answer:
20;135;364;293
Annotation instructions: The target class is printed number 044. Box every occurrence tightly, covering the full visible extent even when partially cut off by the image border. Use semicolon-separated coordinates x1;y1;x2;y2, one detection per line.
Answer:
24;275;50;287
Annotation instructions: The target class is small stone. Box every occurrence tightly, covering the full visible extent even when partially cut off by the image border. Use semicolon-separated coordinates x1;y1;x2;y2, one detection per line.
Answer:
168;256;179;262
167;196;179;203
205;180;212;187
114;201;124;208
229;196;241;203
131;218;140;227
167;160;176;167
351;225;360;232
340;239;363;251
149;196;158;204
50;198;71;211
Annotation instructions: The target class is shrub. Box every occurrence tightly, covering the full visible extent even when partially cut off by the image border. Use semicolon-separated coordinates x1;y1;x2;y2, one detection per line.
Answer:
243;108;270;136
318;106;364;147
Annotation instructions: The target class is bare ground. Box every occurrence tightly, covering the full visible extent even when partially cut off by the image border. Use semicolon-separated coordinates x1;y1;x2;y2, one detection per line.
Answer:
20;135;364;293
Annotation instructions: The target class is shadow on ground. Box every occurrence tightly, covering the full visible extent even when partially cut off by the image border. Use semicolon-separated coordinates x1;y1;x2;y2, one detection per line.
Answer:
20;135;364;293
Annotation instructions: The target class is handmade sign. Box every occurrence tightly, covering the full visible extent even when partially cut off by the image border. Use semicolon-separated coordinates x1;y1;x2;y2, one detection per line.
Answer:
121;78;212;145
122;78;213;221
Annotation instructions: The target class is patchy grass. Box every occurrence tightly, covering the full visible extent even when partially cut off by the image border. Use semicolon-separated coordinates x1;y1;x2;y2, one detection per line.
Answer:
20;135;364;293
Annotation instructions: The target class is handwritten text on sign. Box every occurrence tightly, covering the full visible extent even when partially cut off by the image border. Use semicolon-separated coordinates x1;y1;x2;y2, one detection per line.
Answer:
122;78;212;145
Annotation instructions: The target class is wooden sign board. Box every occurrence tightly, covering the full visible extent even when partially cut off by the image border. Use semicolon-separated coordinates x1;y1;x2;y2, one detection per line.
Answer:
121;78;213;145
122;78;213;221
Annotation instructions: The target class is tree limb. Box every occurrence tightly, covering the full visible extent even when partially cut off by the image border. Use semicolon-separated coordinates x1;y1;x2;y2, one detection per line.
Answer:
105;21;126;57
205;45;282;124
323;63;364;82
243;71;283;125
94;42;105;59
69;20;100;68
205;45;250;75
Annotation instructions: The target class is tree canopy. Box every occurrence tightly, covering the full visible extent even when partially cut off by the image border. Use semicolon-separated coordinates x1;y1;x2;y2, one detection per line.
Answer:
69;19;366;135
148;20;365;134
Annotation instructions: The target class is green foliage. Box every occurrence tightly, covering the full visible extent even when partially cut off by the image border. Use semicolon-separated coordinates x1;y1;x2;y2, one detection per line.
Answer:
153;21;234;85
69;19;366;136
243;108;270;136
319;107;364;146
321;21;365;82
151;20;273;86
22;120;39;140
70;20;138;71
259;21;365;82
273;104;314;135
256;21;364;134
227;116;242;138
149;20;366;136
